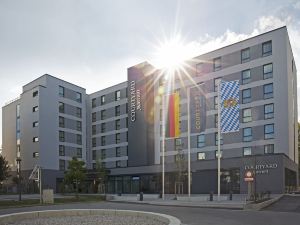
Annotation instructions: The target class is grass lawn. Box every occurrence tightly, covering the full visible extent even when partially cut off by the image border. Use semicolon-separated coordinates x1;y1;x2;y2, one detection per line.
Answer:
0;195;105;209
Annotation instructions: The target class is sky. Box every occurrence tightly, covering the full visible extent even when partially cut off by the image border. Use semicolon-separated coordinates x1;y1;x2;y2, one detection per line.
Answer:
0;0;300;146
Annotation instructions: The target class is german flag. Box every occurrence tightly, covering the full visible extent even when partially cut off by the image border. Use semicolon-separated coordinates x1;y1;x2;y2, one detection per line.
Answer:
166;92;180;138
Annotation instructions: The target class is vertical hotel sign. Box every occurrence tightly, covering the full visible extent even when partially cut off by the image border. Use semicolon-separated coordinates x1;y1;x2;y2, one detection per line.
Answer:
190;86;206;133
129;80;142;122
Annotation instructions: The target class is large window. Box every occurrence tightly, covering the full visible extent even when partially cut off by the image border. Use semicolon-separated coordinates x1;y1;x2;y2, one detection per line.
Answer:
101;110;106;120
213;57;221;71
76;92;82;103
101;95;105;105
59;145;65;156
242;88;251;103
115;105;120;116
59;131;65;142
197;134;205;148
59;116;65;128
92;150;96;160
116;133;121;144
263;63;273;79
59;102;64;113
116;147;121;157
264;144;274;154
92;138;96;147
115;90;121;101
59;160;65;171
242;70;251;84
92;112;96;122
101;149;106;159
264;83;273;99
264;103;274;119
215;114;218;128
59;86;64;97
243;147;252;156
264;124;274;139
262;41;272;56
243;127;252;142
92;125;96;135
77;121;82;131
76;134;82;145
115;119;121;130
92;98;96;108
175;138;182;151
76;107;82;118
215;133;223;145
242;108;252;123
241;48;250;63
214;96;219;110
101;136;106;146
77;148;82;158
197;152;206;160
214;77;221;91
101;123;106;133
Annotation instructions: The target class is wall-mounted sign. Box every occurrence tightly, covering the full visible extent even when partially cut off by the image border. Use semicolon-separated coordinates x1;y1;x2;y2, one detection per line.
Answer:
129;80;142;122
244;163;278;175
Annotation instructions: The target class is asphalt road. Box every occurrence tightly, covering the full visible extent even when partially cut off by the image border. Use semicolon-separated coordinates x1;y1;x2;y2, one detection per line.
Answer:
264;195;300;213
0;200;300;225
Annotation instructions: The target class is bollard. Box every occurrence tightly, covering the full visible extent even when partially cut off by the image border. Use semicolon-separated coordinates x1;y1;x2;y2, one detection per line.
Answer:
118;192;122;196
209;192;213;201
229;191;233;201
140;192;143;201
159;191;162;199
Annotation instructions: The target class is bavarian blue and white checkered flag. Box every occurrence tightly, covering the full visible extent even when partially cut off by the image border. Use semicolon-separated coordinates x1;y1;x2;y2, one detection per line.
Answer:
220;80;240;133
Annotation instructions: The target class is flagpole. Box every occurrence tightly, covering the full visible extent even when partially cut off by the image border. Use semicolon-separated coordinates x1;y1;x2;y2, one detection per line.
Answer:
217;81;221;201
187;87;191;199
162;86;166;200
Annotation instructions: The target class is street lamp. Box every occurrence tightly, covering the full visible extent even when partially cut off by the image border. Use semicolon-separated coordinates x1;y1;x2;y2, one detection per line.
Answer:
16;157;22;201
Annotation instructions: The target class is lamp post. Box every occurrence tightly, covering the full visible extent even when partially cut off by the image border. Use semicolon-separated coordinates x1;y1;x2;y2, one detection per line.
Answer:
16;157;22;201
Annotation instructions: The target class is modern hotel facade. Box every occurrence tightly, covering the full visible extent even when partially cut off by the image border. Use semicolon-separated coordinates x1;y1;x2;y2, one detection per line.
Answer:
2;27;298;194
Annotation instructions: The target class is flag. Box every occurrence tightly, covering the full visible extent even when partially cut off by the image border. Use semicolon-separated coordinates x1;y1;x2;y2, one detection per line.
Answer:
190;85;206;133
220;80;240;133
166;92;180;138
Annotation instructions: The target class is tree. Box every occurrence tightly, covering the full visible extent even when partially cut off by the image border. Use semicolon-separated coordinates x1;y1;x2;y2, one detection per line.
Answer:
0;155;10;183
64;157;86;198
94;160;108;193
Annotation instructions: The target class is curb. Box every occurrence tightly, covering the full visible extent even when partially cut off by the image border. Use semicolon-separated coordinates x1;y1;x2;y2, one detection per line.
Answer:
244;194;284;210
0;209;181;225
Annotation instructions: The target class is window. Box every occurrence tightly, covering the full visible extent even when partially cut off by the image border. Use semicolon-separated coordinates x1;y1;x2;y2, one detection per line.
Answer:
59;86;64;97
242;70;251;84
101;162;106;168
76;92;82;103
116;160;121;168
92;98;96;108
92;112;96;122
101;136;106;146
33;137;39;142
197;134;205;148
213;57;221;71
92;125;96;135
242;88;251;103
243;147;252;156
116;133;120;144
264;83;273;99
264;103;274;119
77;148;82;158
196;63;204;74
264;124;274;139
115;119;120;130
101;95;105;105
101;110;106;120
77;134;82;145
59;131;65;142
59;116;65;128
92;150;96;160
101;149;106;159
215;114;218;128
214;96;219;110
33;152;39;158
92;138;96;147
116;147;121;157
59;145;65;156
126;118;128;128
101;123;106;133
215;150;223;158
241;48;250;62
115;90;121;101
59;160;65;171
77;121;82;131
197;152;206;160
243;127;252;142
92;163;96;170
175;138;182;150
16;104;20;117
242;108;252;123
33;121;39;127
33;91;38;97
33;106;39;112
76;107;82;118
214;77;221;91
126;103;128;113
115;105;121;116
215;133;223;145
263;63;273;79
16;118;20;131
59;102;64;113
264;144;274;154
262;41;272;56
